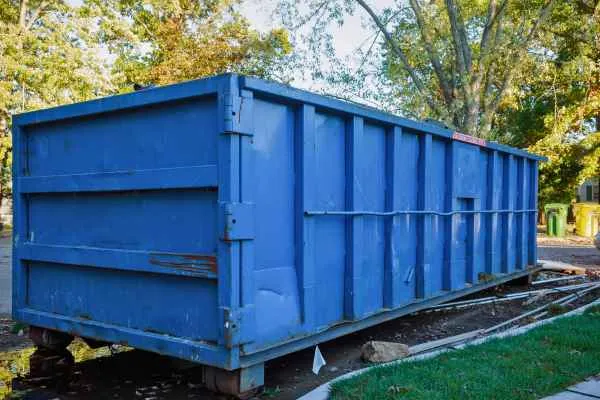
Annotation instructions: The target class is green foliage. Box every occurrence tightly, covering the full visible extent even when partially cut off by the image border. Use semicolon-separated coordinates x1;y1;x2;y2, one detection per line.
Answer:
496;0;600;205
0;0;117;199
0;0;293;202
278;0;559;137
279;0;598;205
84;0;293;89
331;312;600;399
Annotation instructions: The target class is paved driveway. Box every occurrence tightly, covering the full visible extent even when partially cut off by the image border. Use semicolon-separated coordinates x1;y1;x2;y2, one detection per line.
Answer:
0;234;11;315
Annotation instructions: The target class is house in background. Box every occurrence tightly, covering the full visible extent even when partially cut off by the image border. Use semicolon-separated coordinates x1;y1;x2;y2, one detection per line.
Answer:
577;178;600;203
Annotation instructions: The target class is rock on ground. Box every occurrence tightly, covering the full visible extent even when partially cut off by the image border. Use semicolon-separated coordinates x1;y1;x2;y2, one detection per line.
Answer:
360;341;410;363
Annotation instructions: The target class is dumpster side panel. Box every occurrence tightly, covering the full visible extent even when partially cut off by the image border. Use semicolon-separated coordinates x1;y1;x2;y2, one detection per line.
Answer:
312;112;346;328
391;131;419;306
529;160;539;265
26;97;217;176
13;74;543;371
252;98;301;341
429;138;446;295
13;91;223;351
476;151;489;279
356;122;386;317
242;79;541;354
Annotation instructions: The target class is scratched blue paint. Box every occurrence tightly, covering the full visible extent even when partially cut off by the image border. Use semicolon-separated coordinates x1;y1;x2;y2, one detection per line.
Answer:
11;74;544;375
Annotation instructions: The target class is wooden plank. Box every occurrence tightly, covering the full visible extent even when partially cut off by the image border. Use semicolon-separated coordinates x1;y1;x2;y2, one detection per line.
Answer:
409;329;484;354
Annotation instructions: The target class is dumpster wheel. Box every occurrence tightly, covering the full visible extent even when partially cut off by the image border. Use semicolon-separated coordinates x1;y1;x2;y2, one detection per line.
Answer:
28;326;75;380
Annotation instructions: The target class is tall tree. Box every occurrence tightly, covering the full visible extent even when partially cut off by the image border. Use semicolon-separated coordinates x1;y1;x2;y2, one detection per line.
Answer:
0;0;293;209
0;0;113;204
279;0;558;137
495;0;600;204
84;0;293;90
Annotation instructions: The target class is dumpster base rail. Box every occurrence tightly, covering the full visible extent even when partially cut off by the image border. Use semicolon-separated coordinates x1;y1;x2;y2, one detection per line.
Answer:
239;266;540;367
21;267;538;398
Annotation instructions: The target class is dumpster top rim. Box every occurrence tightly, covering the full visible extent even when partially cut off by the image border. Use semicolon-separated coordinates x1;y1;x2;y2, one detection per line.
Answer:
12;73;546;162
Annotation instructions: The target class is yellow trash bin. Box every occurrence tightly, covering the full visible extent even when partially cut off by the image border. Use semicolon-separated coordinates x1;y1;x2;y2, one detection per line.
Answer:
573;202;600;237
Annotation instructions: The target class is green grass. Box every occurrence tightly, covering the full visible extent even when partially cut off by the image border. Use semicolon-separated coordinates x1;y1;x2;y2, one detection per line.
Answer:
330;312;600;400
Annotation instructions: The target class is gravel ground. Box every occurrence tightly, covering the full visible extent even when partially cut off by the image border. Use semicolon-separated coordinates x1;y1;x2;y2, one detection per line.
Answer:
538;233;600;269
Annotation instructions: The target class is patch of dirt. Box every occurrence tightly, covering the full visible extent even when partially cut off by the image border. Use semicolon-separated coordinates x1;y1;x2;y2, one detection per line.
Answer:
0;316;30;352
265;280;599;400
537;233;597;247
538;233;600;270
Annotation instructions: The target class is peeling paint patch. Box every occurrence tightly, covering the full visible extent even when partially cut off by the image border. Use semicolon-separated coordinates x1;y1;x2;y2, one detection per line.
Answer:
149;253;217;276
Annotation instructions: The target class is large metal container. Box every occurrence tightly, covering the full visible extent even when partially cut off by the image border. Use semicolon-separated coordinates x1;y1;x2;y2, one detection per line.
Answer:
12;74;543;395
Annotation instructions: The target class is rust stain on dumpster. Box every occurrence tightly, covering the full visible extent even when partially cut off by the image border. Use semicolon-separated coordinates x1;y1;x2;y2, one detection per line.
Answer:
149;253;218;275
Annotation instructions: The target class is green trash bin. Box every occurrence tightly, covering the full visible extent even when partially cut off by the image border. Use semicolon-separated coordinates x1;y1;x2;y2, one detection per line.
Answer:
544;203;569;237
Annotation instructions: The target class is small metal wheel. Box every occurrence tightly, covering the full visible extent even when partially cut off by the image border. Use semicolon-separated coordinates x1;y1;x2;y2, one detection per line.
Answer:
29;326;74;351
29;347;74;378
202;363;264;399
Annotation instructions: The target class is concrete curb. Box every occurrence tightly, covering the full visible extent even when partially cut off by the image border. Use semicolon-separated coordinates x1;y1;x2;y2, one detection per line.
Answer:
297;297;600;400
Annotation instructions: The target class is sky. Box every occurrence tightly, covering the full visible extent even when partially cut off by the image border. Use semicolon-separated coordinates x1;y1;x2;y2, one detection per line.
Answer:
240;0;396;89
66;0;397;90
241;0;395;58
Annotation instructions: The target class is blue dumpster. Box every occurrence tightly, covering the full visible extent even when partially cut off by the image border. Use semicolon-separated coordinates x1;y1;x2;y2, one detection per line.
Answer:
12;74;544;395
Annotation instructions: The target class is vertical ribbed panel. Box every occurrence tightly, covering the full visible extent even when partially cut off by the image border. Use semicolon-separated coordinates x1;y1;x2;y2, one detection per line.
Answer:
486;151;500;274
443;141;456;290
11;123;27;314
295;104;316;329
384;126;403;308
417;134;433;298
502;155;516;273
344;116;365;319
529;160;539;266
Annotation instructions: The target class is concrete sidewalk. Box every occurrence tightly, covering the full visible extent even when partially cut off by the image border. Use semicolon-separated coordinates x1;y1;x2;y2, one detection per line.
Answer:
542;377;600;399
0;234;11;315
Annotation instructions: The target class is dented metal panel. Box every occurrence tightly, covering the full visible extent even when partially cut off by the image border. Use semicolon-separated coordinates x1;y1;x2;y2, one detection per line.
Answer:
12;73;543;375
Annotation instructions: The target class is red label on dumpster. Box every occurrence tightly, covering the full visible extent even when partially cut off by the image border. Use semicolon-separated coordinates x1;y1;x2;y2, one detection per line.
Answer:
452;132;487;147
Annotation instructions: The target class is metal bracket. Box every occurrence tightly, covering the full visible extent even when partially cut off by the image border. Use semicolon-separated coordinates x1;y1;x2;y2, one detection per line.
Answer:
220;202;254;241
221;89;254;136
221;306;255;348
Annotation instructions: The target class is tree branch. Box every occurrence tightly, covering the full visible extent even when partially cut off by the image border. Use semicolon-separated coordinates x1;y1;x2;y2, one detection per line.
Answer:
291;0;329;30
576;0;596;13
408;0;454;108
355;0;443;116
444;0;471;74
486;0;557;124
474;0;507;120
482;13;504;113
25;0;49;31
478;0;508;63
19;0;29;29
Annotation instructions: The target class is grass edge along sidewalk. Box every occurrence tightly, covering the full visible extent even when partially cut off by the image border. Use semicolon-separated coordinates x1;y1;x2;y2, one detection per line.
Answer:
330;306;600;400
